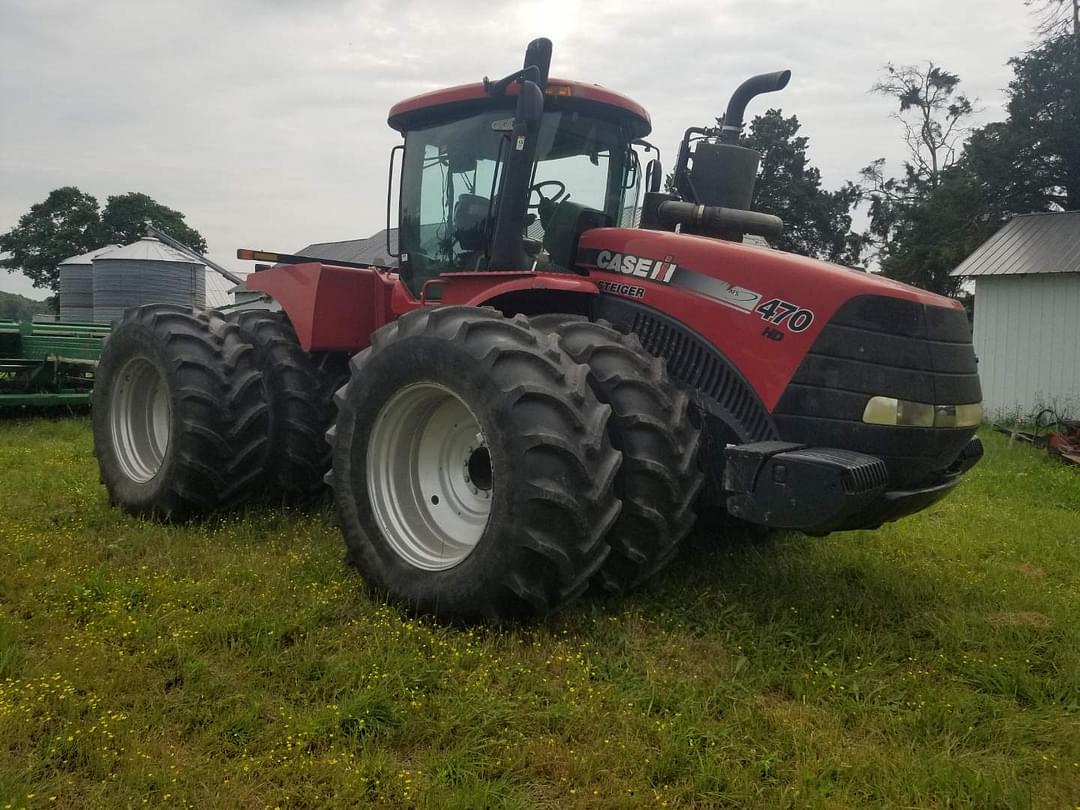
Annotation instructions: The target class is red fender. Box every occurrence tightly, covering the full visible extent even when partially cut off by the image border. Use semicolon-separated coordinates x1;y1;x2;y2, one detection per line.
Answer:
245;263;397;352
434;271;600;307
245;264;598;352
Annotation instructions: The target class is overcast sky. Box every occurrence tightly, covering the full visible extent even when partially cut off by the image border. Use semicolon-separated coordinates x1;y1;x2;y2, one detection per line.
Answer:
1;0;1034;299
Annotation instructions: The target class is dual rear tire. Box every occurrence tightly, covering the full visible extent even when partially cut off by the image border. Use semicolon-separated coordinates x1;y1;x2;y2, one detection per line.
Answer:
93;305;343;519
228;310;346;503
92;305;270;520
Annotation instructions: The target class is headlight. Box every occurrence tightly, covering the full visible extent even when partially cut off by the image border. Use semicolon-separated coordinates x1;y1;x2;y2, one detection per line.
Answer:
862;397;982;428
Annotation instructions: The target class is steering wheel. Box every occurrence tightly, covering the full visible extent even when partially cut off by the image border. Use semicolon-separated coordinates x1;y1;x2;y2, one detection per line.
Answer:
527;180;567;210
528;180;568;230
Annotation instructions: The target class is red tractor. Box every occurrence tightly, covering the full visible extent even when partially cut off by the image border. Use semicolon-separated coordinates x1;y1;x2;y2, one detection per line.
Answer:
92;39;983;623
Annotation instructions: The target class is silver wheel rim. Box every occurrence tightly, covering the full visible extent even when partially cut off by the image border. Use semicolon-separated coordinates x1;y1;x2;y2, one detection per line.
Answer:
366;382;493;571
110;356;171;483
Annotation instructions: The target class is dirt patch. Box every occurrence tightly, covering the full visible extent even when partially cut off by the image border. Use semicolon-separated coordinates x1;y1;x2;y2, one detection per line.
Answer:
988;611;1053;628
1016;563;1046;578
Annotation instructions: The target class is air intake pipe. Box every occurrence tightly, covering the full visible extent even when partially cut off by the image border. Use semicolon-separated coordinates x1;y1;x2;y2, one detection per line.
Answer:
719;70;791;144
656;200;783;240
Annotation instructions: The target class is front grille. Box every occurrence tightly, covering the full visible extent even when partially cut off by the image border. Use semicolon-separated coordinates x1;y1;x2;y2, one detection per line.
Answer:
774;295;981;488
592;294;778;443
628;310;777;442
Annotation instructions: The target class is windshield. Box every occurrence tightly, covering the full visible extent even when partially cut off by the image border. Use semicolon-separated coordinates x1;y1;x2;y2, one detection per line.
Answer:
398;109;640;295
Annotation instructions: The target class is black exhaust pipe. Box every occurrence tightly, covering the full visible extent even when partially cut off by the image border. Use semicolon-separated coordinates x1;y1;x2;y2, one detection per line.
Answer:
667;69;791;219
719;70;791;143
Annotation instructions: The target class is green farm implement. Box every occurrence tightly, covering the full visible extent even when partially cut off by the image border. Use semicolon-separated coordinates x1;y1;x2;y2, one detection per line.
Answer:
0;319;110;409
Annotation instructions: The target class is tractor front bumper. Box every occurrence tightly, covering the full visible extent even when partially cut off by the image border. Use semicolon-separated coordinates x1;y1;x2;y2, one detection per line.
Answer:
723;436;983;535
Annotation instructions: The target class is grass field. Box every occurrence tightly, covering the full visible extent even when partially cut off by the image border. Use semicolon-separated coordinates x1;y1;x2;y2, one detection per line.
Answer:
0;418;1078;809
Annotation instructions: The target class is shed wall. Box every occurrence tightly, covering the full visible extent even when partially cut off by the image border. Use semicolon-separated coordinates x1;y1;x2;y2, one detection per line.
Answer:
972;273;1080;419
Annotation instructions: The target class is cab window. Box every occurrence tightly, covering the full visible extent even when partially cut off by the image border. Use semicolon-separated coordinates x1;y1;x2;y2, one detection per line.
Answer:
398;108;640;296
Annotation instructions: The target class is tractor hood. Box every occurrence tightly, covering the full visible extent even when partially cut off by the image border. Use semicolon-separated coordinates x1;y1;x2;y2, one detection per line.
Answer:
577;228;956;311
576;227;967;410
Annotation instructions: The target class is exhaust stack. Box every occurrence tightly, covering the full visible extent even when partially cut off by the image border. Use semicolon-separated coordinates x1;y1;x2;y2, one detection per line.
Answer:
719;70;791;144
662;70;791;235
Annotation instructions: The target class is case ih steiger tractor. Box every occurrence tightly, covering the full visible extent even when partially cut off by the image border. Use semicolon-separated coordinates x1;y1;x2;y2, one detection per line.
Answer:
92;39;983;623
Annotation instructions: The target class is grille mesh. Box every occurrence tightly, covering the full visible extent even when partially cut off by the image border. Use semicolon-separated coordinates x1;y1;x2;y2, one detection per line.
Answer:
629;310;776;441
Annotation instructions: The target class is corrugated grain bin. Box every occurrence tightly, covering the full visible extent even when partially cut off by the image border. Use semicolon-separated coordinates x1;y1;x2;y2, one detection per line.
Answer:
92;237;206;324
58;245;118;322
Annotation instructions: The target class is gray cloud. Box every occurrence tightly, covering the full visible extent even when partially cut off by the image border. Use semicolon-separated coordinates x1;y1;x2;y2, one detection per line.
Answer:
1;0;1032;299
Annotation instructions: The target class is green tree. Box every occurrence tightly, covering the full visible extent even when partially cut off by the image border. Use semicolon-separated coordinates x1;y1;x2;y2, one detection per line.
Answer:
666;110;864;263
872;168;997;296
0;290;51;321
0;187;102;293
860;31;1079;296
100;192;207;253
871;62;975;187
742;110;864;264
973;34;1080;211
1025;0;1079;42
1;189;209;297
858;62;977;293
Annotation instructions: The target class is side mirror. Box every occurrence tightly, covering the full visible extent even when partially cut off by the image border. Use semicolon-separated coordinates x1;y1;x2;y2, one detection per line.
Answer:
623;149;640;191
646;158;662;194
515;80;544;130
386;143;403;259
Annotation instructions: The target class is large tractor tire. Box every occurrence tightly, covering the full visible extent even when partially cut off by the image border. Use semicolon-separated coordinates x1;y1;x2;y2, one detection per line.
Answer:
532;316;704;593
328;306;622;624
92;304;269;521
229;310;347;503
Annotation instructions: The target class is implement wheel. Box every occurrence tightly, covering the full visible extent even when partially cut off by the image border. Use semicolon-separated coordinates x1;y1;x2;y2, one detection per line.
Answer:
229;310;347;502
532;316;704;593
92;304;269;520
328;306;622;624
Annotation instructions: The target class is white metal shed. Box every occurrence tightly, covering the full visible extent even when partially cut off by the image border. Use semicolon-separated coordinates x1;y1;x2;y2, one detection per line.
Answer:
951;211;1080;420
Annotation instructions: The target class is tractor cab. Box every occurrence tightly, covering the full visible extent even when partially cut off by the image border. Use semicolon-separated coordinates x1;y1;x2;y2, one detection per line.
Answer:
387;43;652;297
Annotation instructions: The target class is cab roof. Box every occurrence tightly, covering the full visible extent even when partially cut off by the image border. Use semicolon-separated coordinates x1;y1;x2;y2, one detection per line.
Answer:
387;78;652;138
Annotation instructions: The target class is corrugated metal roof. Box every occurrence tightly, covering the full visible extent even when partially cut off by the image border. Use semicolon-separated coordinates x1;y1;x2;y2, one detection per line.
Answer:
96;236;203;264
58;245;120;266
297;230;398;267
951;211;1080;277
205;268;238;308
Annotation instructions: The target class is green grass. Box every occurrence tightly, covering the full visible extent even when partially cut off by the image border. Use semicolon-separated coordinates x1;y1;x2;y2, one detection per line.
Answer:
0;419;1077;809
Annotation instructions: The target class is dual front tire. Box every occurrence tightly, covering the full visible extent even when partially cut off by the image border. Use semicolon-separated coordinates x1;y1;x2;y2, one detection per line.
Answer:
328;307;704;623
329;307;622;624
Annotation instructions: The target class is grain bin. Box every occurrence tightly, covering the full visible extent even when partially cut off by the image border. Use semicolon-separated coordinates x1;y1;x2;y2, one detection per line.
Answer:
92;237;206;324
58;245;118;322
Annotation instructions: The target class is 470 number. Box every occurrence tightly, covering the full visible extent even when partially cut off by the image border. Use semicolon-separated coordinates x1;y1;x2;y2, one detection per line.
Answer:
756;298;814;332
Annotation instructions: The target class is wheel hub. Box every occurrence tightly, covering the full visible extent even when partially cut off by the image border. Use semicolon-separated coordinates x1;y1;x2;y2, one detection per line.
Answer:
110;356;171;483
366;383;493;571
